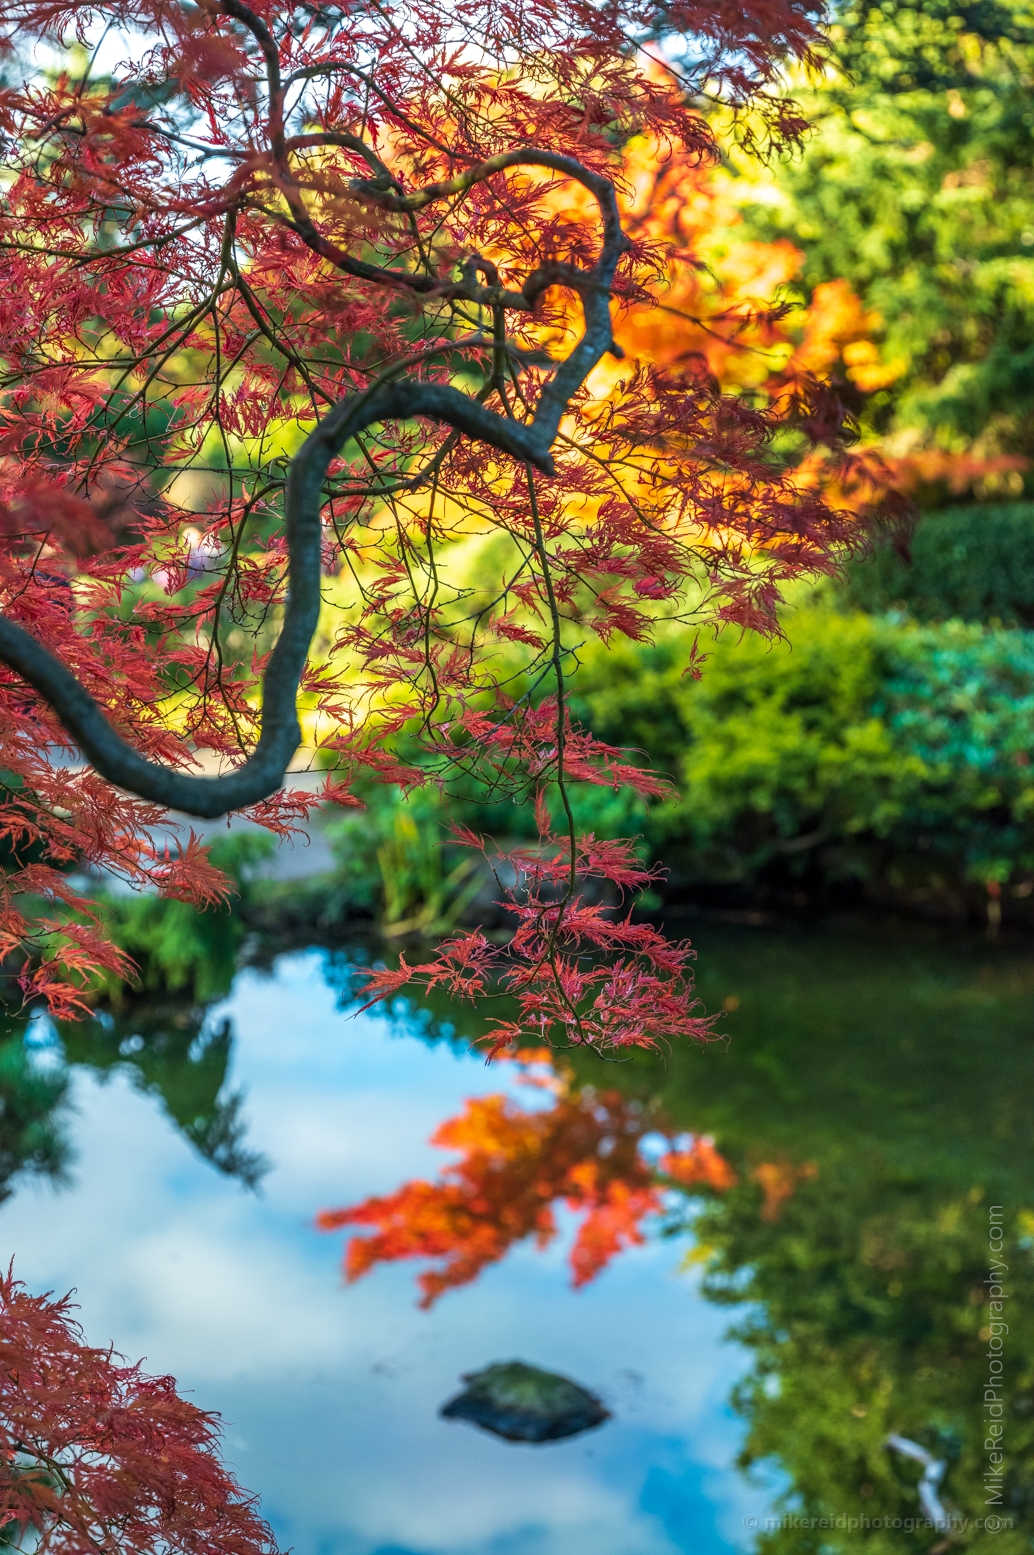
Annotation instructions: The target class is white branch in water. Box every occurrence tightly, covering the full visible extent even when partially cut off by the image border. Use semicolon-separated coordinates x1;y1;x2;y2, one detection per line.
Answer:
886;1433;950;1529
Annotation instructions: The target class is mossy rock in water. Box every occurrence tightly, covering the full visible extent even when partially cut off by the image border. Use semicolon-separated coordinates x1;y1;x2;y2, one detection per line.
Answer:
439;1361;610;1443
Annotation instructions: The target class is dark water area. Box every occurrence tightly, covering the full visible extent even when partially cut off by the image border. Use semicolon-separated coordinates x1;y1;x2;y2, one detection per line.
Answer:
2;916;1031;1554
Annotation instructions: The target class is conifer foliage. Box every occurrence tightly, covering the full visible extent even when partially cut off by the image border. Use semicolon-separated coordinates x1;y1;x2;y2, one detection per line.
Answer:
0;0;859;1038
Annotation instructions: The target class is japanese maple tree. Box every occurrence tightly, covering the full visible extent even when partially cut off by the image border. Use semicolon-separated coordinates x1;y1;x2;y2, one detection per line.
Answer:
0;1268;279;1555
0;0;866;1040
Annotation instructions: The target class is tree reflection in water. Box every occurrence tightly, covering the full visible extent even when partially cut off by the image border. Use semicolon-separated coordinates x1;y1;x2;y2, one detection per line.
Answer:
318;1055;736;1306
2;919;1033;1550
0;998;268;1195
321;921;1034;1552
60;1001;269;1189
0;1023;69;1201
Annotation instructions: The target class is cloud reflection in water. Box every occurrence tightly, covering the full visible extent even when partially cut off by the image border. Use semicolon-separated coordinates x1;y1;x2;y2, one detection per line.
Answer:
1;951;771;1555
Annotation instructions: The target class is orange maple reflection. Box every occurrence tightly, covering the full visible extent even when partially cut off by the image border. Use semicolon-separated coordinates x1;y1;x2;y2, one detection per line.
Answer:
317;1058;739;1306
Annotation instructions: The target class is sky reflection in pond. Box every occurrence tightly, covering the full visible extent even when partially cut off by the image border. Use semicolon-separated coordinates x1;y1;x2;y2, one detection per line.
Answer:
1;950;772;1555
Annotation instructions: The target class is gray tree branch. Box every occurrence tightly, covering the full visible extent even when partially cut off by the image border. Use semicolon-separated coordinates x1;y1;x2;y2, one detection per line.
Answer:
0;169;629;817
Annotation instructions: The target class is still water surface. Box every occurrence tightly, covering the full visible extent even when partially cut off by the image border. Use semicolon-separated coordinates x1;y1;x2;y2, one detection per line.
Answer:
3;919;1032;1553
2;949;773;1555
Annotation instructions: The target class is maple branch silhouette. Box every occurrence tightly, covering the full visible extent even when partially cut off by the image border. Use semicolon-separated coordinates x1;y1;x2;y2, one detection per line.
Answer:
0;155;628;818
0;0;852;1021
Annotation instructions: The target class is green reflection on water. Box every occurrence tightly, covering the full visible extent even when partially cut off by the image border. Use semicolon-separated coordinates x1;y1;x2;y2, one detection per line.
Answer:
575;917;1034;1552
0;1032;69;1201
59;1001;269;1189
1;918;1030;1549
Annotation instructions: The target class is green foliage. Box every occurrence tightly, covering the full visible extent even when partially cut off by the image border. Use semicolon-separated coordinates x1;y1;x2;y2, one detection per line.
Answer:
878;615;1034;884
93;831;274;1005
570;607;1034;900
374;806;480;936
0;1029;69;1200
571;610;905;886
737;0;1034;459
326;787;482;936
833;0;1034;96
845;501;1034;623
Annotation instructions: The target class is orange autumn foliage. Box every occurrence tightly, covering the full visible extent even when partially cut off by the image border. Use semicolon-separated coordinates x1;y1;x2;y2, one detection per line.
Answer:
318;1075;737;1306
752;1159;820;1221
607;136;1023;508
661;1135;740;1192
611;139;904;401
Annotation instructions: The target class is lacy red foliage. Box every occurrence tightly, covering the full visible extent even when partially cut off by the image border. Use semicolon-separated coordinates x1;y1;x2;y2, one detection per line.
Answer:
317;1064;737;1306
0;0;859;1030
0;1269;278;1555
360;726;715;1053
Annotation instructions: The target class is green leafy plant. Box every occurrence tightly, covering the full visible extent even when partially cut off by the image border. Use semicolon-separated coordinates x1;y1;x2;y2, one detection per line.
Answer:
327;789;481;938
89;833;275;1005
845;502;1034;624
570;605;1034;911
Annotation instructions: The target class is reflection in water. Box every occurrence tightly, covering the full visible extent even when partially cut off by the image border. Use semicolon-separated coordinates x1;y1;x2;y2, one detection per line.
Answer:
59;1001;269;1189
660;922;1034;1551
0;1026;69;1201
3;952;754;1555
318;1061;735;1306
320;920;1034;1549
1;921;1032;1551
0;995;269;1194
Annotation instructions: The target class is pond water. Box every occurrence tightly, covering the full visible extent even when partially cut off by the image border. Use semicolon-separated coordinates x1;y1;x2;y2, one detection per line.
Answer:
2;918;1032;1553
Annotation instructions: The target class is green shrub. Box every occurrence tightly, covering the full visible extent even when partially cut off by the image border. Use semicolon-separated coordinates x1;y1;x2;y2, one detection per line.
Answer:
92;831;275;1004
844;502;1034;625
878;619;1034;885
569;607;1034;901
326;785;482;934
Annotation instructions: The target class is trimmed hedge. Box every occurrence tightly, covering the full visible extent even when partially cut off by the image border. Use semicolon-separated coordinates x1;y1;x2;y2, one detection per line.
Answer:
844;501;1034;625
569;607;1034;913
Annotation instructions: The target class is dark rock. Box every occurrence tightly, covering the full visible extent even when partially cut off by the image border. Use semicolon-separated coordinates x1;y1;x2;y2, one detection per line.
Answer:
439;1360;611;1443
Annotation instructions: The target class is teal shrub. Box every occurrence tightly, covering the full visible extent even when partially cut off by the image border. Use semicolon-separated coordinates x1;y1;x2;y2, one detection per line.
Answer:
843;502;1034;625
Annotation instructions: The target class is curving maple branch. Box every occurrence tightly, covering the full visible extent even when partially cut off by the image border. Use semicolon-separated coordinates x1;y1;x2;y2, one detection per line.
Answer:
0;0;854;1021
0;160;628;819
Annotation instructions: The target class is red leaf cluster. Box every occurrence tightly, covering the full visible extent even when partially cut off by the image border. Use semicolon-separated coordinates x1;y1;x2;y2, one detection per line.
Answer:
0;1269;279;1555
358;703;714;1055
